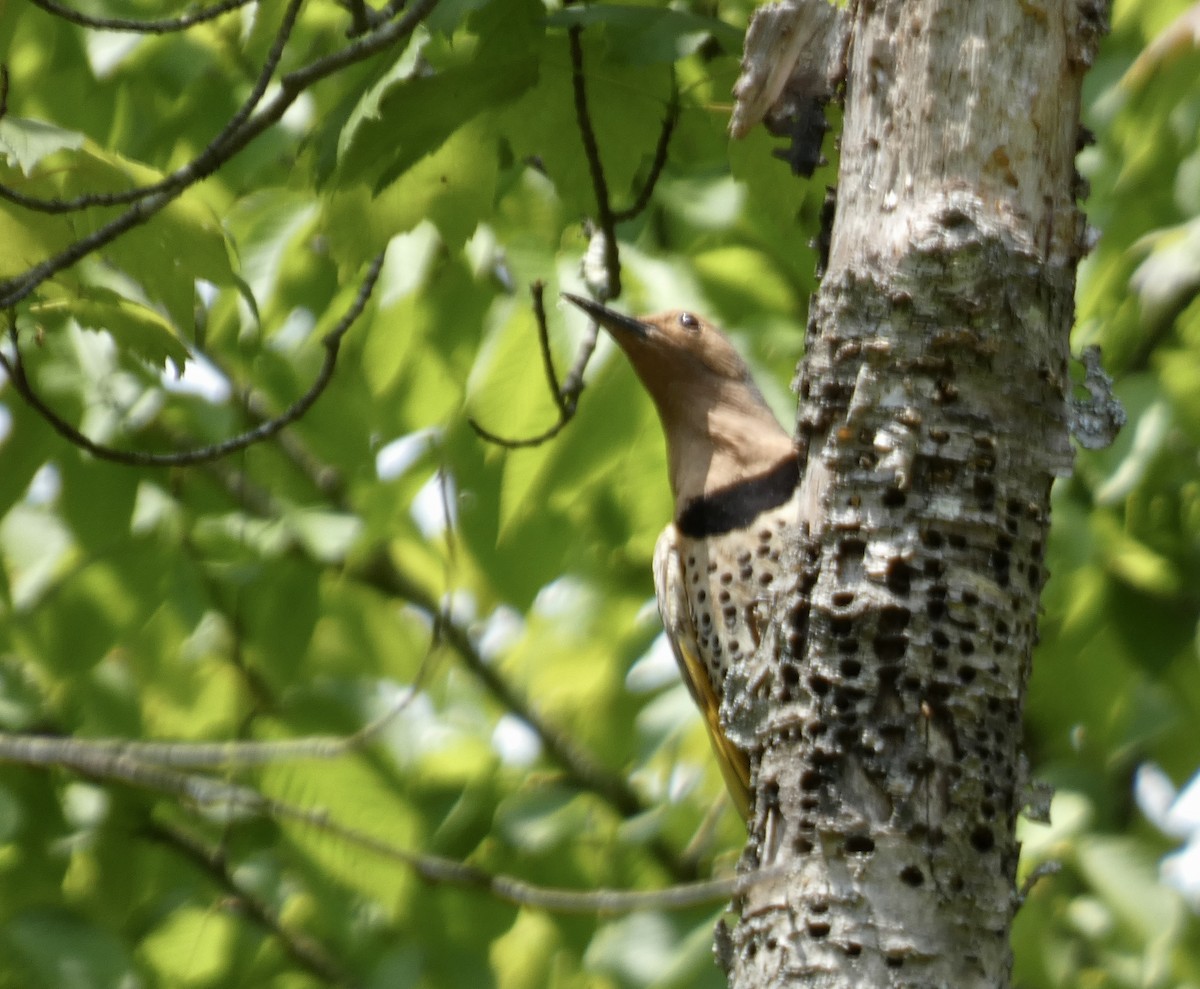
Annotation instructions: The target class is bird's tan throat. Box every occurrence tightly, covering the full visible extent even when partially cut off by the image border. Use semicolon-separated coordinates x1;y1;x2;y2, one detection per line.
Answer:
676;455;800;538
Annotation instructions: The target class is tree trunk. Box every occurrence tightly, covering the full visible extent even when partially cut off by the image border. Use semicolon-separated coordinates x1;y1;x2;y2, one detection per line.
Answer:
727;1;1106;986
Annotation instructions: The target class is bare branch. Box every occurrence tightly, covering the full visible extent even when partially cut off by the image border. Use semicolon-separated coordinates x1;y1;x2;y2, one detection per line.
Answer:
469;281;585;448
28;0;258;33
176;384;702;877
470;39;677;451
1;0;302;216
146;820;348;985
0;686;426;771
568;25;621;299
2;732;748;913
0;252;384;467
339;0;371;36
613;71;680;223
533;281;567;414
0;0;438;310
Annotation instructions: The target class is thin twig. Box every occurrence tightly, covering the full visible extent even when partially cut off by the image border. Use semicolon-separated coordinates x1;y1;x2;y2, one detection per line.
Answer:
532;282;567;414
28;0;257;33
175;382;696;880
467;292;601;450
0;251;385;467
468;281;580;447
3;735;745;913
2;0;302;216
146;820;348;985
568;25;621;299
0;0;438;310
0;687;424;771
340;0;371;36
613;70;680;223
471;39;677;451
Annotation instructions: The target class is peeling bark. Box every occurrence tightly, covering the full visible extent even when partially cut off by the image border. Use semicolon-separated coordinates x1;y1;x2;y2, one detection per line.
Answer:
726;1;1107;986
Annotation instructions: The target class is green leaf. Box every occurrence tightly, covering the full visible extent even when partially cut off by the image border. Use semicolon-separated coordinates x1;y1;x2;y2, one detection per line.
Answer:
138;907;242;986
3;908;137;989
0;200;75;280
0;117;85;175
1074;836;1185;952
37;284;190;370
547;5;742;64
324;116;501;261
335;7;541;192
497;33;676;218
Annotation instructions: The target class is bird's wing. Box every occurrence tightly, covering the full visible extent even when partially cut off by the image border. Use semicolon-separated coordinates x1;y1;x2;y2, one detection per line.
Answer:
653;526;751;821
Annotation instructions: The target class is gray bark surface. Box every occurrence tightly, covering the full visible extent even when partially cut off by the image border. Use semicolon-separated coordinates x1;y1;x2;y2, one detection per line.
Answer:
726;1;1107;986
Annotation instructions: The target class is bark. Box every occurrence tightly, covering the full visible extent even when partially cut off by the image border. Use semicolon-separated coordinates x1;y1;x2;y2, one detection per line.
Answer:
725;1;1107;986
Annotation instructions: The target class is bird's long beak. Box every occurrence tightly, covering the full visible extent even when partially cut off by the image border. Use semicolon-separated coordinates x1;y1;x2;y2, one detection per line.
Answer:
561;293;649;340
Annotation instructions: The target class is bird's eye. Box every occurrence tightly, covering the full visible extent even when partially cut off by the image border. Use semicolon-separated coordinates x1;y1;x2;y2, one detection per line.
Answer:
678;312;700;333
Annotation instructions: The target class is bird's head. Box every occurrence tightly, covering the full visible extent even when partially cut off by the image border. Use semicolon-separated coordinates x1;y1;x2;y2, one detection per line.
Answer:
562;295;751;393
562;293;794;503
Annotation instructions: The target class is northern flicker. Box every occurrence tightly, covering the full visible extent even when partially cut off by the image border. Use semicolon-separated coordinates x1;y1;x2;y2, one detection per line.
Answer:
563;294;801;821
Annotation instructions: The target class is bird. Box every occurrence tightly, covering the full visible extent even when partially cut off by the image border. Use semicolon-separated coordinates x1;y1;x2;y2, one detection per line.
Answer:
562;293;801;821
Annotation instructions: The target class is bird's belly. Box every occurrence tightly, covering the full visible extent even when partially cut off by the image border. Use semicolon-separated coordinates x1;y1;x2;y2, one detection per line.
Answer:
677;496;799;694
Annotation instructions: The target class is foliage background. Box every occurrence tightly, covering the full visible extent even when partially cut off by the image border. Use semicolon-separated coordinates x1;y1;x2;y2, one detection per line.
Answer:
0;0;1198;986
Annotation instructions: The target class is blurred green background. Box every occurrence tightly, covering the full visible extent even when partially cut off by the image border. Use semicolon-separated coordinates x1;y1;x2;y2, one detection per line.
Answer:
0;0;1198;986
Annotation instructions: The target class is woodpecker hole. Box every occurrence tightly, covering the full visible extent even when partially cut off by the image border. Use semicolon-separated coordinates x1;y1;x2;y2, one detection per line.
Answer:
845;834;875;854
974;476;996;510
835;725;858;747
885;560;913;595
807;922;831;938
872;634;907;662
899;865;924;886
879;605;911;634
970;826;995;852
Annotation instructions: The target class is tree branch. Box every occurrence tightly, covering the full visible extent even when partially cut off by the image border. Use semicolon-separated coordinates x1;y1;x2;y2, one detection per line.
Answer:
468;280;601;448
2;732;744;913
470;52;678;451
0;0;438;310
28;0;258;33
145;819;348;985
568;25;621;300
613;71;679;223
168;407;698;881
0;251;384;467
1;0;302;216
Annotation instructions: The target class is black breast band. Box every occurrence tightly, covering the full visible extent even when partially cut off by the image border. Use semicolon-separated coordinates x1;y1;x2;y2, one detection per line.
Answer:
676;455;800;538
